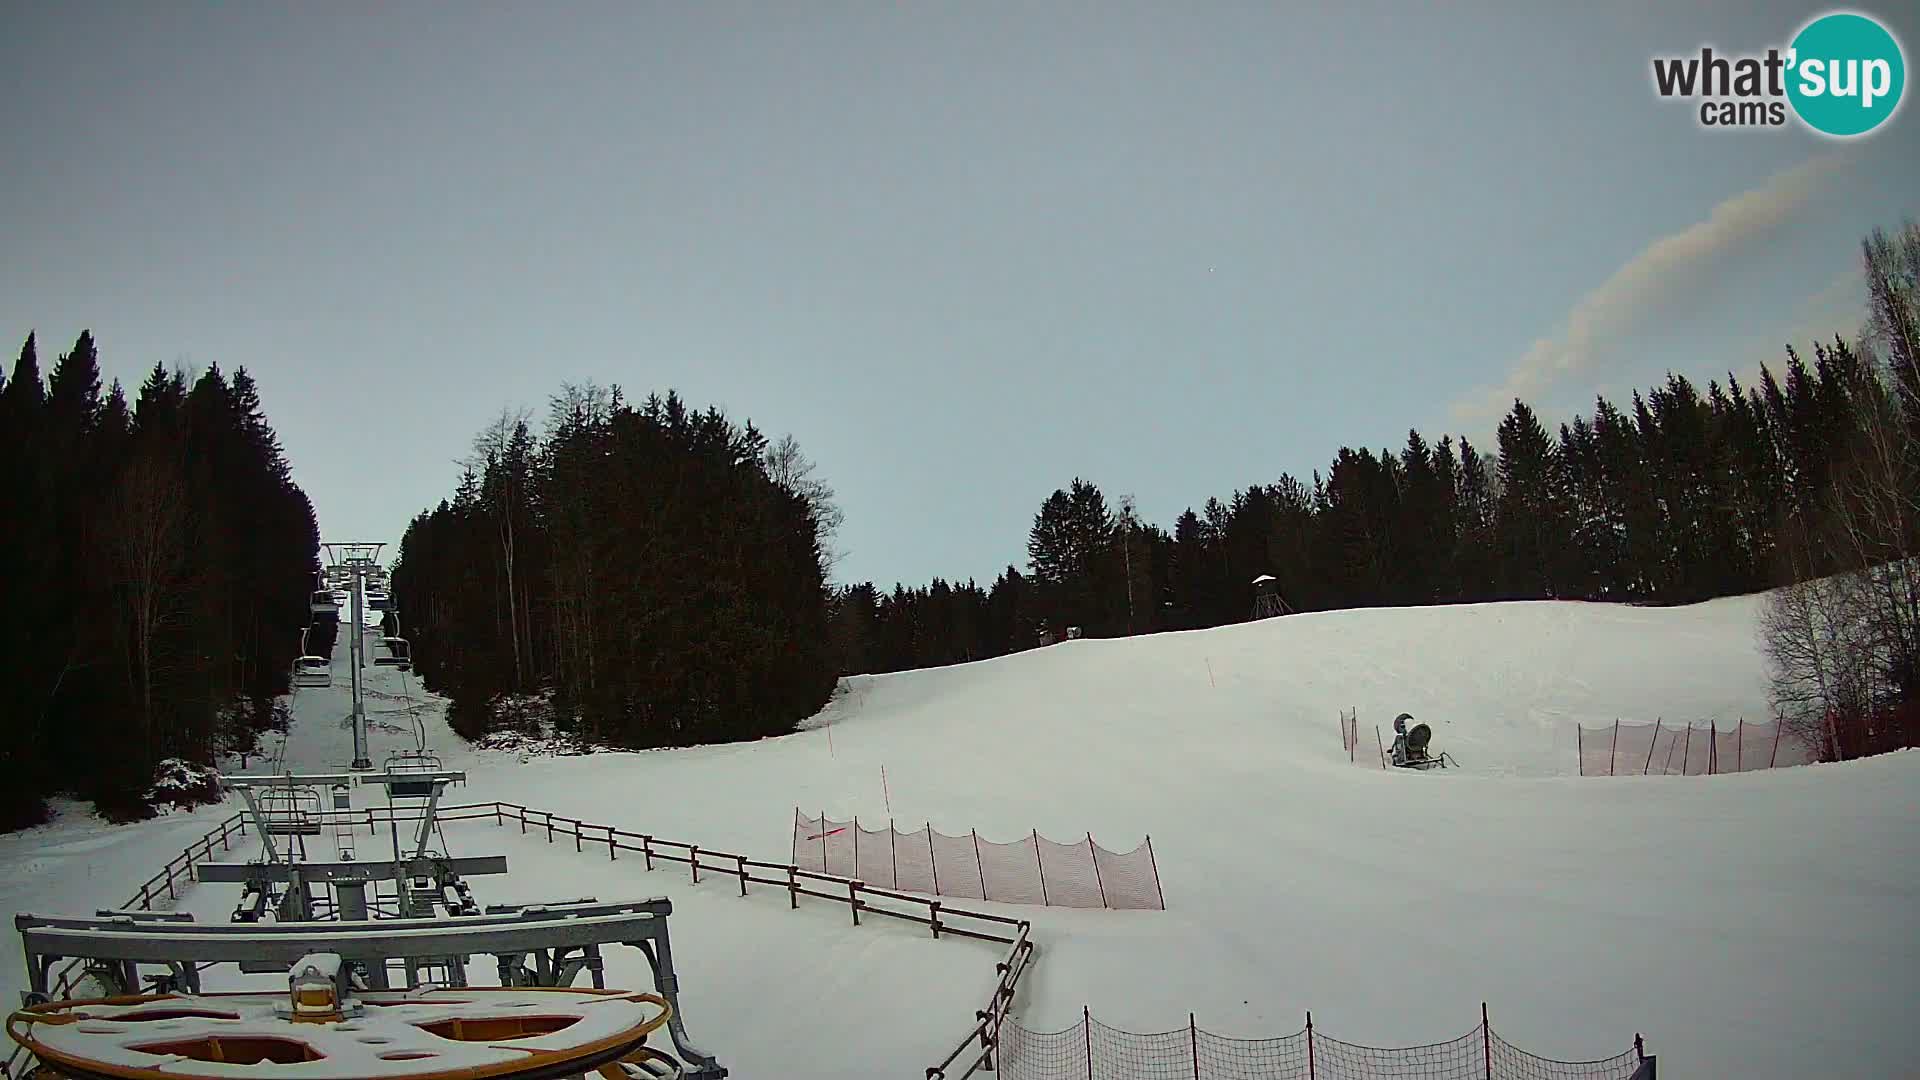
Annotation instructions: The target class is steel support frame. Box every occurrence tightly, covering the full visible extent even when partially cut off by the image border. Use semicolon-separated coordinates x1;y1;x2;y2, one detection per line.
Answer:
16;898;725;1077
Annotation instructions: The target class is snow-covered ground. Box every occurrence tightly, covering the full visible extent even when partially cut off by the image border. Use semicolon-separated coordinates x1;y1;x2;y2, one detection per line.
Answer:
3;596;1916;1077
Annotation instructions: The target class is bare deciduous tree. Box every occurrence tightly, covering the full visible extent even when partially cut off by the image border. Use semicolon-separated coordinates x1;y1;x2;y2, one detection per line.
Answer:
1761;225;1920;760
110;448;192;760
469;408;535;692
764;433;845;572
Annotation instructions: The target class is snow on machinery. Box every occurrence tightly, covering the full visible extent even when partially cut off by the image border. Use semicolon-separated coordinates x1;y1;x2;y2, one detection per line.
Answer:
10;907;718;1080
8;770;731;1079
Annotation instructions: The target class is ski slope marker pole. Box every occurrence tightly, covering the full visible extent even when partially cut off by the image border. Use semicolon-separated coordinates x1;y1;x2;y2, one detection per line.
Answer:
1481;1002;1492;1080
1190;1013;1199;1079
1306;1011;1316;1079
1083;1006;1093;1079
1033;830;1048;905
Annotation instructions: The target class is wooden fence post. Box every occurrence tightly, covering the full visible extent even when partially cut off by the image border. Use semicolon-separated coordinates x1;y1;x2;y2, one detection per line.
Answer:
1610;719;1619;776
929;900;941;940
642;835;653;871
1643;719;1661;774
854;816;860;879
574;819;582;852
848;881;860;925
1089;835;1108;908
690;845;700;885
1771;718;1782;767
737;855;748;897
890;819;898;890
787;865;798;909
1577;722;1583;776
820;809;829;874
1737;719;1744;772
608;825;617;861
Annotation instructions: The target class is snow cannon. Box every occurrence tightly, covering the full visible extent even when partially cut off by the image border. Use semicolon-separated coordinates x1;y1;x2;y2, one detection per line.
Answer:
1389;714;1454;770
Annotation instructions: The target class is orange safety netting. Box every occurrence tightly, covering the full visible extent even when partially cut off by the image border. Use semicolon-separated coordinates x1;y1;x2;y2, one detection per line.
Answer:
1575;718;1818;776
791;812;1164;910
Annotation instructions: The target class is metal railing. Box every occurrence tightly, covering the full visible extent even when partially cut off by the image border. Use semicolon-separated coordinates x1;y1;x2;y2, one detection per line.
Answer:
116;800;1039;1077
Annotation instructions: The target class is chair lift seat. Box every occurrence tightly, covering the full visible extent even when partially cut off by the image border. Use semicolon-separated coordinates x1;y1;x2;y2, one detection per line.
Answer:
292;657;332;688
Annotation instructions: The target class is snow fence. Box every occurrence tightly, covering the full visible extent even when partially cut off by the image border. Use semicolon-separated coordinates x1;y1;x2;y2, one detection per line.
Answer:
1575;718;1818;776
998;1006;1653;1080
106;801;1651;1080
791;811;1165;910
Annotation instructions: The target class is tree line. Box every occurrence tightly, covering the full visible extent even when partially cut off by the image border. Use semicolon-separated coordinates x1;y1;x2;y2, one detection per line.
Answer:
391;387;839;749
830;344;1869;670
0;333;319;828
831;222;1920;765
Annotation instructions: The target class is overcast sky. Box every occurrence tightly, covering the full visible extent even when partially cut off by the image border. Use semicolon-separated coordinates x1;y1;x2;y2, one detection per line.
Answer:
4;2;1916;588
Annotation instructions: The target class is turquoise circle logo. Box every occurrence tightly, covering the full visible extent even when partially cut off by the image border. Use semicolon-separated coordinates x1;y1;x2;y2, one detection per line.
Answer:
1787;12;1906;136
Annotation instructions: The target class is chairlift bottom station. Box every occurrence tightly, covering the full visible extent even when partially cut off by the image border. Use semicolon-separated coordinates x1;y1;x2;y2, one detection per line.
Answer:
10;770;729;1079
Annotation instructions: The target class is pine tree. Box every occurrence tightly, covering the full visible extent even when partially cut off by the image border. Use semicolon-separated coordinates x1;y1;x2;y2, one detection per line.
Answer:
1026;479;1115;634
1494;400;1570;598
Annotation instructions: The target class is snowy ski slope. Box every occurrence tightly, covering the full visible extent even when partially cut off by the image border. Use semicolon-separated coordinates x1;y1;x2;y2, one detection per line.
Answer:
2;594;1915;1077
